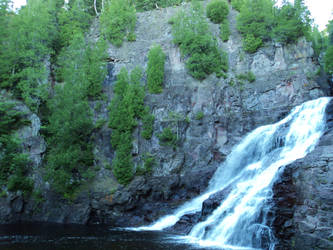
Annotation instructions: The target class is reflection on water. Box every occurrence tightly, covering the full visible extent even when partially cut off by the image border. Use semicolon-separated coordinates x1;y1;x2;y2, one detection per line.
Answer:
0;223;216;250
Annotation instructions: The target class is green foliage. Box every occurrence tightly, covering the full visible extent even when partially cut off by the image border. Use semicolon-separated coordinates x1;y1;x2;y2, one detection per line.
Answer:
147;45;166;93
324;20;333;74
45;81;95;198
0;100;32;193
100;0;136;47
231;0;244;11
237;0;312;53
0;0;57;112
142;108;155;140
57;34;107;99
237;0;274;53
171;1;228;80
206;0;229;24
58;0;92;47
109;67;146;185
309;26;327;58
111;132;134;185
157;127;178;147
135;0;184;11
243;34;262;53
220;19;230;42
328;20;333;46
95;118;107;130
83;38;108;97
236;71;255;82
272;0;312;44
325;46;333;74
136;153;155;176
194;111;204;120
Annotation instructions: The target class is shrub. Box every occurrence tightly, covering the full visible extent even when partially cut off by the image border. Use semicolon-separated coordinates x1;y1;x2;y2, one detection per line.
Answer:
243;34;263;53
247;71;256;82
112;132;134;185
195;111;204;120
100;0;136;47
46;83;95;199
136;153;155;175
0;101;32;193
135;0;184;11
325;46;333;74
142;108;155;140
236;71;256;82
57;34;107;99
220;19;230;42
147;45;166;94
158;127;178;147
237;0;274;53
231;0;244;11
272;1;311;44
171;1;228;80
206;0;229;24
108;67;149;185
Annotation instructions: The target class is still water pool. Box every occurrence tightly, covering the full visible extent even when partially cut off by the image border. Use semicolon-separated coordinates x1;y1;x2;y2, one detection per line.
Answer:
0;223;216;250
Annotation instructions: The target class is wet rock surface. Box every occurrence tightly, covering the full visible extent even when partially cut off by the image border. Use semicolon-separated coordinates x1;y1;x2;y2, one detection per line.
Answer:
272;99;333;250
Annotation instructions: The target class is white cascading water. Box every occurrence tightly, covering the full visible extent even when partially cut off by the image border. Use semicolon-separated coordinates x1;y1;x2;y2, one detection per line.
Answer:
136;97;331;249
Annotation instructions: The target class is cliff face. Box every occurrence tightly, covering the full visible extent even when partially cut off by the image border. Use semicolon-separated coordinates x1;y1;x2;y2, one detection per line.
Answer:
272;101;333;250
0;4;332;249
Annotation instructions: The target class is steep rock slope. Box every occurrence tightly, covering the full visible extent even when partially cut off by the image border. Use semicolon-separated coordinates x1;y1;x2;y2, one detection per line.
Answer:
272;100;333;250
0;6;331;249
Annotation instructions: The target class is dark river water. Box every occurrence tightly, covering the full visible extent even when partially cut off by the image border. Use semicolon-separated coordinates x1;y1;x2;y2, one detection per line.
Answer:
0;223;215;250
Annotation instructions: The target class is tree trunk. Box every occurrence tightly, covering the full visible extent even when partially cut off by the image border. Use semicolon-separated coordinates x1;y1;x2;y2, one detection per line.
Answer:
94;0;99;16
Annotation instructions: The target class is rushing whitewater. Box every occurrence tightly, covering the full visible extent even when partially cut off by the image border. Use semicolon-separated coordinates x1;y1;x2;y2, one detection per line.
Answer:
137;97;331;249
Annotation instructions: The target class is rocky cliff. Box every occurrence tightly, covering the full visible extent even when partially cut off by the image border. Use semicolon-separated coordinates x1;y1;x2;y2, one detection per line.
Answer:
0;4;331;249
272;100;333;250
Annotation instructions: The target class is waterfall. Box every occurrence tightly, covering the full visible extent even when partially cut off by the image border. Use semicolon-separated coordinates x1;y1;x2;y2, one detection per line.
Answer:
137;97;331;249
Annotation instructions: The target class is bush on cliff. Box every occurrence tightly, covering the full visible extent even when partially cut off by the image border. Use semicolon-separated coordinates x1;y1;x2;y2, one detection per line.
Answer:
220;19;230;42
147;45;166;94
46;82;95;199
171;0;228;80
100;0;136;47
135;0;184;11
109;67;146;185
231;0;245;11
206;0;229;24
237;0;312;53
0;101;32;193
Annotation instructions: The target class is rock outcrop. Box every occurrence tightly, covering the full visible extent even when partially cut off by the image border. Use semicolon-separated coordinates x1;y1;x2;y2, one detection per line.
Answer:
272;100;333;249
0;4;332;250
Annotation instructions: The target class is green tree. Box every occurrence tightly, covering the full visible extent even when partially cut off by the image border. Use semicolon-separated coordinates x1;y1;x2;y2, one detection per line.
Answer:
108;67;146;185
141;107;155;139
237;0;274;53
231;0;245;11
100;0;136;47
57;0;92;47
272;0;312;44
0;0;57;112
147;45;166;93
310;26;327;57
171;0;228;79
327;20;333;46
0;100;32;193
325;20;333;74
57;33;107;98
46;83;94;198
325;45;333;75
